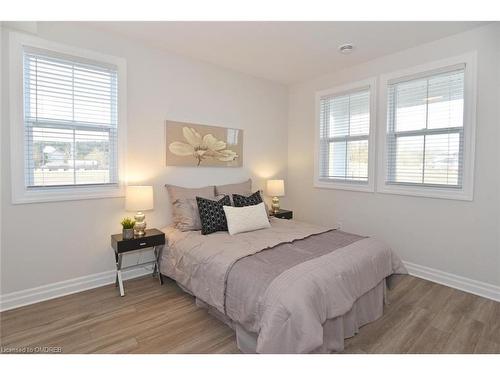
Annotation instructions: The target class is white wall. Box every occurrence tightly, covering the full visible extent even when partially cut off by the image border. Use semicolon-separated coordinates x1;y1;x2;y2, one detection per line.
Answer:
287;23;500;287
0;24;3;298
0;22;288;297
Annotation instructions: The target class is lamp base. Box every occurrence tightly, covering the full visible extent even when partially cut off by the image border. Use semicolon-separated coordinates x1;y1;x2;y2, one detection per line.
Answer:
134;211;147;237
271;196;280;214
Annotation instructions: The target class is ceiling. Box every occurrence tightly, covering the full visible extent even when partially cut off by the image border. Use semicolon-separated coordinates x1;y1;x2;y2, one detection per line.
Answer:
86;21;485;84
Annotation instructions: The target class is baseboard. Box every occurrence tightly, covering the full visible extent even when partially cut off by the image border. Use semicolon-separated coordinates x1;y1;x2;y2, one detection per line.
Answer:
404;261;500;302
0;267;152;312
2;260;499;312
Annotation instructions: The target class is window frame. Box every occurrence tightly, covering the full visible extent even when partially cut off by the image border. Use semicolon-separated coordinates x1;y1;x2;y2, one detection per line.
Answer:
314;78;377;192
377;53;477;201
9;31;127;204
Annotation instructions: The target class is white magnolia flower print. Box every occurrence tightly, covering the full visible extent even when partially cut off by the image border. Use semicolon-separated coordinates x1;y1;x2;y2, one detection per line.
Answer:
169;127;239;166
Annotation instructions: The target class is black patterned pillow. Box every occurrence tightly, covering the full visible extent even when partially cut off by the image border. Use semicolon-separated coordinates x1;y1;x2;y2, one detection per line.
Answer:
233;190;263;207
196;195;231;235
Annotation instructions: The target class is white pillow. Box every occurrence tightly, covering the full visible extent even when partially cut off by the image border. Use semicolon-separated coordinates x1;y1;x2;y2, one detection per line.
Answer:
223;202;271;235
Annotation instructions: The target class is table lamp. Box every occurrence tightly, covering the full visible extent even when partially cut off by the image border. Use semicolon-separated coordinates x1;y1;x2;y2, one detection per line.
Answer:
267;179;285;214
125;186;154;237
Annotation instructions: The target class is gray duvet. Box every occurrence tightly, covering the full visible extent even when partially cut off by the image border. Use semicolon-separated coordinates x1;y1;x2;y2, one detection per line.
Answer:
160;218;406;353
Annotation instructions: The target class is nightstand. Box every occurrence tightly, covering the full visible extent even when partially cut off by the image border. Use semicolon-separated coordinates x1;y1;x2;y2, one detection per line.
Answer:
111;228;165;297
270;209;293;220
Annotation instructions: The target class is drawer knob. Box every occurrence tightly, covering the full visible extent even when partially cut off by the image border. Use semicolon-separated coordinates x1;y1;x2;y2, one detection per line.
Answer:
140;242;147;246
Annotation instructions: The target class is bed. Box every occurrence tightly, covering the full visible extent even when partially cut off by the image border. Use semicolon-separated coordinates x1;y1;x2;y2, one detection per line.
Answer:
159;217;406;354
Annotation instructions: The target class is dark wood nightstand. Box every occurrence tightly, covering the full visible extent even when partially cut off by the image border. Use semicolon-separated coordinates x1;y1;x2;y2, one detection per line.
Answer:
111;228;165;296
270;209;293;220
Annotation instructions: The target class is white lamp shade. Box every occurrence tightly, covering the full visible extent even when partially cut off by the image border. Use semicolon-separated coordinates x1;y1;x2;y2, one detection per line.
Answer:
125;186;154;211
267;179;285;197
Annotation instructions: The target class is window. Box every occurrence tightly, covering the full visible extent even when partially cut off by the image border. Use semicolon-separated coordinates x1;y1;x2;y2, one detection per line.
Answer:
386;68;464;187
315;79;376;191
378;54;477;200
24;49;118;188
9;32;126;203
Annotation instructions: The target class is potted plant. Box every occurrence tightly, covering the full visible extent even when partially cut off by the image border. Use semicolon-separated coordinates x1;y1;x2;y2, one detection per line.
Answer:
121;217;136;240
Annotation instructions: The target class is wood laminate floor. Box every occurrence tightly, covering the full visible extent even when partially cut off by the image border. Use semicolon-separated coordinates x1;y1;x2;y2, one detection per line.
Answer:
1;275;499;354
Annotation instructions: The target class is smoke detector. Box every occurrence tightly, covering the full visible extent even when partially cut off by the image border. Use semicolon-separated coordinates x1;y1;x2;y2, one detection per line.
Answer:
338;43;354;54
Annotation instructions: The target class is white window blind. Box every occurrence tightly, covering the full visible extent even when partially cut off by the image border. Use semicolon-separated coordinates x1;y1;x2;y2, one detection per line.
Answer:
386;67;465;188
23;47;118;188
319;88;370;183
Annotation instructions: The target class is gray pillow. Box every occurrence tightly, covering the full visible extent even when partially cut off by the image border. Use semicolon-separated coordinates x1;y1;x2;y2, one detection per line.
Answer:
215;179;252;203
166;184;215;231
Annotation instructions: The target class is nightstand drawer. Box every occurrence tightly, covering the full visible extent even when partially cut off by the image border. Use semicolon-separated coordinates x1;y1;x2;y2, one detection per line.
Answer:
111;229;165;253
271;209;293;220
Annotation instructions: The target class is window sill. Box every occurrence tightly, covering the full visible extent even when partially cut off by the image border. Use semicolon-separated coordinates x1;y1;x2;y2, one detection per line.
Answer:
12;185;125;204
377;184;473;201
314;179;374;193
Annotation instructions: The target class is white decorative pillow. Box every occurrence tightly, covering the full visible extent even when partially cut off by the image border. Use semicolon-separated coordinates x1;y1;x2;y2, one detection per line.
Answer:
223;202;271;235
